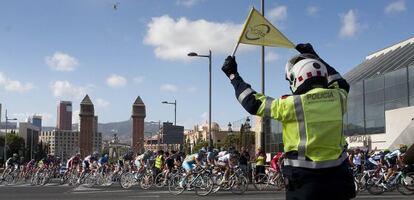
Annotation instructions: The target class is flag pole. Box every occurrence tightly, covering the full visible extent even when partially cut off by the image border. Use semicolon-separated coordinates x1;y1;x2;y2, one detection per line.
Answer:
231;42;240;57
231;7;255;57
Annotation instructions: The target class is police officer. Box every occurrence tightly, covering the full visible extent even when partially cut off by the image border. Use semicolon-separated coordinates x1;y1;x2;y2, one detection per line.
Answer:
222;43;355;200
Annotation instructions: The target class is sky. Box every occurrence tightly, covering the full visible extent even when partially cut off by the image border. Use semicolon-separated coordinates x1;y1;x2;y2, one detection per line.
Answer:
0;0;413;129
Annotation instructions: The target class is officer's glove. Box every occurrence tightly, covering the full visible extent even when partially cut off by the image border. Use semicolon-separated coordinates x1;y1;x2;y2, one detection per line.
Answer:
222;56;238;79
296;43;337;75
295;43;319;57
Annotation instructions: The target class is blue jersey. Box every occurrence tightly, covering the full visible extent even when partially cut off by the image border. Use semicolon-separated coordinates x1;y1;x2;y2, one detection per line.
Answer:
98;157;109;165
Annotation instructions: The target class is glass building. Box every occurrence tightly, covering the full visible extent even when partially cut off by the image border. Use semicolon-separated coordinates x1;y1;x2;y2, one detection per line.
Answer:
264;36;414;154
344;37;414;136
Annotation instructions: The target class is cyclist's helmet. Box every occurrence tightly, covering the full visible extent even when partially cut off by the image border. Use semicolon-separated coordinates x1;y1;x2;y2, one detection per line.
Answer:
12;153;18;158
400;144;408;153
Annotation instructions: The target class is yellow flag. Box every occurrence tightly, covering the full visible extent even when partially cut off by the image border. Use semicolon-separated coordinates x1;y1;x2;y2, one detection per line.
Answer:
238;7;295;48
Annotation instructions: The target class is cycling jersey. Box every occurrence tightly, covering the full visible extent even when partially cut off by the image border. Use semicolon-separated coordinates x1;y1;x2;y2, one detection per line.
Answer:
271;152;283;172
183;153;199;172
217;151;227;158
385;150;401;159
67;156;81;169
6;158;19;168
83;155;97;169
135;154;145;168
98;157;109;166
218;154;231;163
26;160;36;169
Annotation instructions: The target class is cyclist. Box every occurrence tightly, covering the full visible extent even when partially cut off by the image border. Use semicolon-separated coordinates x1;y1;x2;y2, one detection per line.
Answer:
182;150;205;174
163;151;174;185
4;153;20;176
78;152;99;183
98;154;109;173
216;150;232;184
271;152;284;174
207;147;217;165
350;148;363;174
67;153;81;172
134;152;146;173
384;144;408;183
117;151;134;173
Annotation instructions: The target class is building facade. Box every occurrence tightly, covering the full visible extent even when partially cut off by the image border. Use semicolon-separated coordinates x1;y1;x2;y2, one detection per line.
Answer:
132;96;146;154
343;36;414;150
39;130;80;161
31;115;42;131
18;122;40;160
57;101;72;131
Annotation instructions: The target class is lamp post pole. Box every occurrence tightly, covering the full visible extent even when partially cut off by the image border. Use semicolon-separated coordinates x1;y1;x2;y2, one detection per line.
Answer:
162;100;177;126
4;109;17;162
188;50;213;148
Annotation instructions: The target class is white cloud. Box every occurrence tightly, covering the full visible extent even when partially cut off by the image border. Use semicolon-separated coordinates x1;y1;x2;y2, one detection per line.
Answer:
160;84;178;93
339;9;360;38
307;6;319;16
0;72;34;93
133;76;145;84
385;0;406;14
176;0;203;7
95;98;110;108
267;5;288;24
50;80;90;100
45;51;79;72
265;51;279;63
106;74;127;88
144;15;242;61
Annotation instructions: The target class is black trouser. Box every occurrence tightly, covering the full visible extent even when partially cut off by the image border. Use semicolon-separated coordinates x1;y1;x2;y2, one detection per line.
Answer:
282;161;356;200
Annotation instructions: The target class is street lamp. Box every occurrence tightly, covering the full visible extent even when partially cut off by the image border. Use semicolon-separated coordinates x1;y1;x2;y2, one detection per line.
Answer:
188;50;213;148
4;109;17;162
162;100;177;126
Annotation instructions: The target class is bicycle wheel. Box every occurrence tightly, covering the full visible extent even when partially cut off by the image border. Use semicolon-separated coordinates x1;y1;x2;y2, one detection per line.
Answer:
139;172;153;190
84;173;96;188
253;173;268;191
366;176;385;195
273;173;285;191
195;174;213;196
154;173;165;188
396;174;414;195
168;174;186;195
230;175;248;195
211;173;222;193
120;172;134;189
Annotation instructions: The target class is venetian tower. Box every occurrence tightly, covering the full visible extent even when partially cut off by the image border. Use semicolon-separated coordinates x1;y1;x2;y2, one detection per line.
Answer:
79;95;94;157
132;96;146;154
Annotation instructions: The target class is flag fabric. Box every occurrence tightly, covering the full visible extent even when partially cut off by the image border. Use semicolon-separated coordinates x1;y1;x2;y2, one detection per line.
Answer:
237;7;295;48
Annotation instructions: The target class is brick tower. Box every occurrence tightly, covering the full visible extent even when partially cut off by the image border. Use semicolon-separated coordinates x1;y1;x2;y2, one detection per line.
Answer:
132;96;146;154
79;94;94;157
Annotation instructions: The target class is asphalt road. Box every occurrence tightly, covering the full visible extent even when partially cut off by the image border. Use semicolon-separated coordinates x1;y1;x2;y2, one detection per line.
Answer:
0;183;412;200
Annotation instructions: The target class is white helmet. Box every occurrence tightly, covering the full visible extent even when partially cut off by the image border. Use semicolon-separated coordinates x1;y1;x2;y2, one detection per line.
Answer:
285;54;328;94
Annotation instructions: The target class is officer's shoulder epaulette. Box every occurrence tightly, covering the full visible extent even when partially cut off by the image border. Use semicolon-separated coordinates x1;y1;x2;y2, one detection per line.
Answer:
280;94;291;99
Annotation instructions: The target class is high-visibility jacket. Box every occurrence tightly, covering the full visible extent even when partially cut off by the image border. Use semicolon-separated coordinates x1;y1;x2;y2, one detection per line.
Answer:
230;62;350;169
254;86;348;169
155;155;163;169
